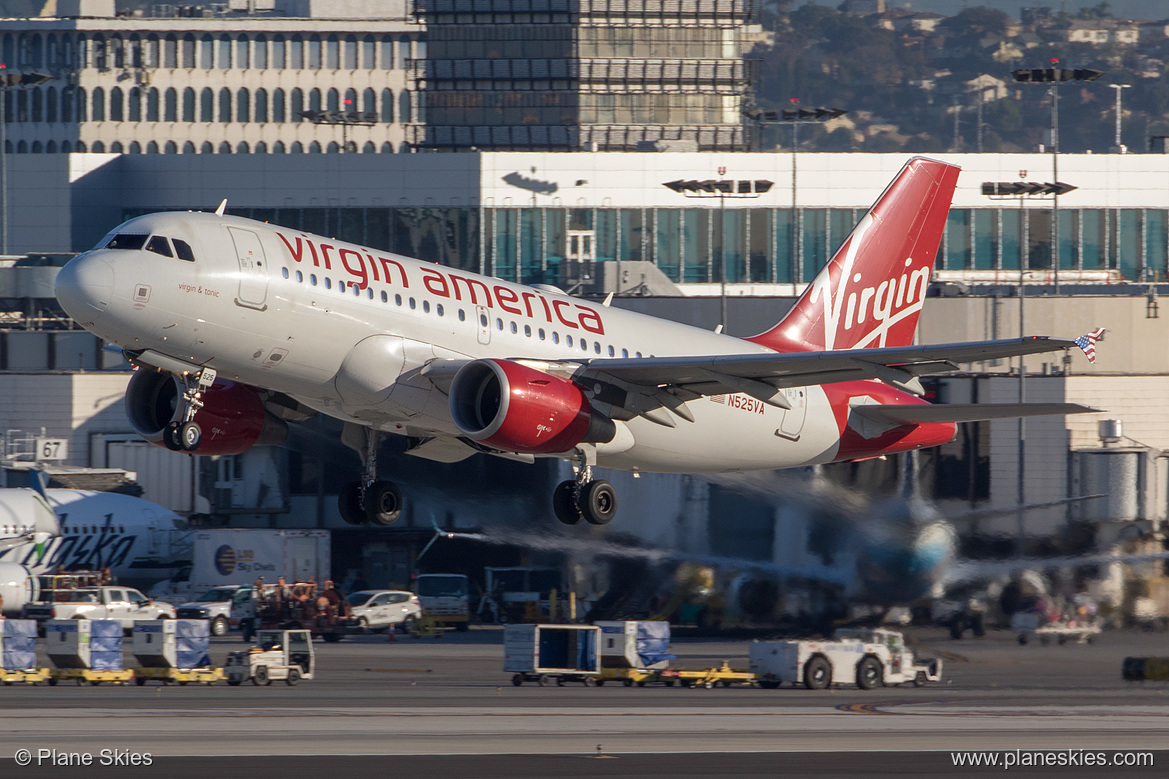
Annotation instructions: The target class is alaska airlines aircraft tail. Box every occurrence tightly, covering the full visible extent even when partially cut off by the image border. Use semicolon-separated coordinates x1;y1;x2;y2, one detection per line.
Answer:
747;157;960;353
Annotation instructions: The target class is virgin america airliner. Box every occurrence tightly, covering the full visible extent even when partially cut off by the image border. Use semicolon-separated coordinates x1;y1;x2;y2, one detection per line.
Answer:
54;157;1094;526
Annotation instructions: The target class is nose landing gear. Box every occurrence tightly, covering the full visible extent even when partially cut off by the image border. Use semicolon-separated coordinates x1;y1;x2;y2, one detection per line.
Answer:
552;458;617;526
337;428;403;526
163;367;217;452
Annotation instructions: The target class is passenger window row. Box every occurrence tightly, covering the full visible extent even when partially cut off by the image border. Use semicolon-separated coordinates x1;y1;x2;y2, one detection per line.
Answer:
279;265;648;359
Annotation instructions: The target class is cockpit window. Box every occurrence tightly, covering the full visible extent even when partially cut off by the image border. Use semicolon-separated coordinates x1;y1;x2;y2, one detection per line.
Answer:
105;233;149;250
172;239;196;262
146;236;173;258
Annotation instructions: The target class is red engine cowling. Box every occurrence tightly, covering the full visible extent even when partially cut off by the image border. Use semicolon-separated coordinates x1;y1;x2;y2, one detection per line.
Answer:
449;359;615;454
124;369;288;455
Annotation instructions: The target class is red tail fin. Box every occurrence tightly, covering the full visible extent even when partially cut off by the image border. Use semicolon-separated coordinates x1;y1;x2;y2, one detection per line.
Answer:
746;157;960;353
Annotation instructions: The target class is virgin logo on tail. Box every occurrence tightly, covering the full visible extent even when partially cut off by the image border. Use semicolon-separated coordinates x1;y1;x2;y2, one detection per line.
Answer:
748;158;959;355
805;217;933;351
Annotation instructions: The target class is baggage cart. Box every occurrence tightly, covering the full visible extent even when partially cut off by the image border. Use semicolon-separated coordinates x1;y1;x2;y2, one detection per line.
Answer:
505;624;600;686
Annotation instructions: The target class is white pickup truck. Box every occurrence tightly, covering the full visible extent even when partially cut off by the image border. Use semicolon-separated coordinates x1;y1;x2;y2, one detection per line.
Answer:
750;628;943;690
23;586;176;630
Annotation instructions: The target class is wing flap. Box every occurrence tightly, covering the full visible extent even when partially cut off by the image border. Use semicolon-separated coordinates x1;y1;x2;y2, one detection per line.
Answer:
851;402;1099;425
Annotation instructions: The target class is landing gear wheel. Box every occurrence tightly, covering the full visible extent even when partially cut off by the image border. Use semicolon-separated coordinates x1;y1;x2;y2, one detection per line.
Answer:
163;422;183;451
856;656;883;690
364;481;402;526
338;483;367;526
180;421;202;451
581;480;617;525
552;481;583;525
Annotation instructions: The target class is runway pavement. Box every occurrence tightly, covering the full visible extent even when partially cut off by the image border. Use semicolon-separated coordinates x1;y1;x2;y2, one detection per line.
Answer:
1;626;1165;776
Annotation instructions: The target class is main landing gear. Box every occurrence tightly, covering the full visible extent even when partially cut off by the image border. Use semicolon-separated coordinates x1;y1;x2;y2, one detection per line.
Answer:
163;366;217;453
338;429;402;527
552;458;617;526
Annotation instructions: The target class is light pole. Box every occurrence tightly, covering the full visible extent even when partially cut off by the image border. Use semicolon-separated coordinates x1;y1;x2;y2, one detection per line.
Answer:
1011;63;1102;295
0;66;53;255
983;178;1078;552
744;102;846;284
298;104;378;153
1109;83;1131;153
662;176;773;331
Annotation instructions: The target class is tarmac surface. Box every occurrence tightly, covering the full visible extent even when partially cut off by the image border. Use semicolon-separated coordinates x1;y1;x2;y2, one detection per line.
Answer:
1;625;1166;777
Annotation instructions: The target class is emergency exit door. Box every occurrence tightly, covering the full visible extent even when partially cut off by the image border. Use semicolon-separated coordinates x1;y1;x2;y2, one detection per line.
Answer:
229;227;269;311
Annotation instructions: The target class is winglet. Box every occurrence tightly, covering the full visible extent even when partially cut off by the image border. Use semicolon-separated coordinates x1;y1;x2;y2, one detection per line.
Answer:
215;199;228;216
602;292;614;308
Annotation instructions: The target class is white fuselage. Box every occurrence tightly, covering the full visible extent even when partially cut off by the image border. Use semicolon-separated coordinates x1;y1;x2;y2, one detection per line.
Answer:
57;211;866;473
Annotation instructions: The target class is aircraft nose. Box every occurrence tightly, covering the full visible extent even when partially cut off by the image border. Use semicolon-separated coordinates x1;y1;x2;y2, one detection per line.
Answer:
55;253;115;318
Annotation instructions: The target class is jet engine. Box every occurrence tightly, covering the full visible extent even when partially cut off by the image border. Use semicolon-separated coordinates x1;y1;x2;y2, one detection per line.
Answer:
449;359;615;454
0;562;36;617
125;369;288;455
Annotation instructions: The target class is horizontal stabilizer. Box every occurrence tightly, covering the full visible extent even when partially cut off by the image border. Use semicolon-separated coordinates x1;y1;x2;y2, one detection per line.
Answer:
852;402;1098;425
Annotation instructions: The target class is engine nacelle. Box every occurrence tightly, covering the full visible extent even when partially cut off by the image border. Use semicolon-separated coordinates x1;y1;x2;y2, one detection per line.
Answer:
0;562;36;617
449;359;615;454
125;369;288;455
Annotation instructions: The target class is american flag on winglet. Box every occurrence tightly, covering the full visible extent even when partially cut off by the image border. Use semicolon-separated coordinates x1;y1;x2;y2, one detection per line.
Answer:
1074;328;1106;363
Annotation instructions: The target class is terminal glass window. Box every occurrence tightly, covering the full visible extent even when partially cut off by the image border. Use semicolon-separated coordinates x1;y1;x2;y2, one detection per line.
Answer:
344;35;357;69
271;36;285;69
163;35;177;68
540;210;564;284
1117;209;1141;279
1146;210;1167;280
656;210;681;282
681;209;708;283
802;209;826;282
492;210;518;281
618;210;643;263
1026;210;1051;270
217;35;231;69
1001;209;1021;270
749;209;771;282
774;210;795;283
1081;209;1105;269
720;208;744;285
945;209;971;270
973;210;996;270
254;35;267;69
1058;210;1077;270
519;208;540;284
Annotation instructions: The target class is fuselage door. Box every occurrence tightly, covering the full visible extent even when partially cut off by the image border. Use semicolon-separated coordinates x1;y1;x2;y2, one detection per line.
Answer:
476;305;490;345
228;227;268;311
777;387;807;441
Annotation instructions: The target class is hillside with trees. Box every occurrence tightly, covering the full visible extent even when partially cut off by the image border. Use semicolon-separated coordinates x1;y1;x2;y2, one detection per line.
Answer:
750;2;1169;154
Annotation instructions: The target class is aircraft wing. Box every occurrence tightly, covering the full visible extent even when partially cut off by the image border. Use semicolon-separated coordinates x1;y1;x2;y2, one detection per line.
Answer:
567;336;1089;424
945;551;1169;588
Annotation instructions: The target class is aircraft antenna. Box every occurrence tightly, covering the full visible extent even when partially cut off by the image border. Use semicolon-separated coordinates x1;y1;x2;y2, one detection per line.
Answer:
214;199;228;216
